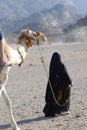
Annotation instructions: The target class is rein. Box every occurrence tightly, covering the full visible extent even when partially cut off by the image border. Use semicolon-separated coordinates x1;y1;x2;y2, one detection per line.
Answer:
37;38;71;107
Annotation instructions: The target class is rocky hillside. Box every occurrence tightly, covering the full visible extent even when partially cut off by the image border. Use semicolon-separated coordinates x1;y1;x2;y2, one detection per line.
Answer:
0;0;65;31
1;0;86;43
0;0;82;33
63;16;87;42
14;3;82;35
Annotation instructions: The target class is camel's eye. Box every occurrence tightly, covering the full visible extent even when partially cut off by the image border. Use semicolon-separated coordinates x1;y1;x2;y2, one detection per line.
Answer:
34;33;36;36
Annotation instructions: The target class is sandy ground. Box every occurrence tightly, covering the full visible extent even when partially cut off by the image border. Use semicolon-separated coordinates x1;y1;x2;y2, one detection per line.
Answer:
0;43;87;130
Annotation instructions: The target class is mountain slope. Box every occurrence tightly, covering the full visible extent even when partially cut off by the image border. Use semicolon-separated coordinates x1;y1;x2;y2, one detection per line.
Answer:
63;16;87;42
1;0;57;29
16;3;82;34
0;0;83;32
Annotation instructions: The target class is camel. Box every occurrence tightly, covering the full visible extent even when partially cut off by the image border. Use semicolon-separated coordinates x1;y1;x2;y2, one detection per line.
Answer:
0;29;47;130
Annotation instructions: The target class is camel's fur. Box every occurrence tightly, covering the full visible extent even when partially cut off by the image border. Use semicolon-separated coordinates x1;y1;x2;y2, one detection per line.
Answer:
0;29;47;130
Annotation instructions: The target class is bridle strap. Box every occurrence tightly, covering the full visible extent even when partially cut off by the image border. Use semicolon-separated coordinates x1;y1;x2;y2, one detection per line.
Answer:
17;33;35;66
21;33;36;47
21;33;35;41
18;50;24;67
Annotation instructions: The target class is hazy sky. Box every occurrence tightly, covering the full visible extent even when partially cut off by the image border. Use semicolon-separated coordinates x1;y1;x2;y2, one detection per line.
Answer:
74;0;87;14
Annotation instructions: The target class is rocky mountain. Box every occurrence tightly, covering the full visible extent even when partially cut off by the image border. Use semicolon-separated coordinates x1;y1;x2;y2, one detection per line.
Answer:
1;0;86;43
63;16;87;42
0;0;83;33
0;0;69;29
0;0;59;21
20;3;81;34
64;16;87;31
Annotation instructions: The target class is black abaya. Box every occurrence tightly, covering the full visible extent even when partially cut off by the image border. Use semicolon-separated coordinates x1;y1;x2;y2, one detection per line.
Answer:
43;52;72;117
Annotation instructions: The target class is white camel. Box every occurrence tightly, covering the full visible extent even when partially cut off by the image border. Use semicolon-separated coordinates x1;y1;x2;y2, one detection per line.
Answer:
0;29;47;130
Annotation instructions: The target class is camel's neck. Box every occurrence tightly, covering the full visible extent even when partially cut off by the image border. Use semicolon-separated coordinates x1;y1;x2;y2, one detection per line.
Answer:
4;39;12;61
4;38;27;65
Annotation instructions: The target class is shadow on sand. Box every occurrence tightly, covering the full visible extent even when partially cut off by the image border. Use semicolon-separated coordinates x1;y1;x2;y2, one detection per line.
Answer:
0;116;53;129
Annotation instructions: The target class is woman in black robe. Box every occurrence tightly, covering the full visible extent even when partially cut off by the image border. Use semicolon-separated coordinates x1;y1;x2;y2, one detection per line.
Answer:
43;52;72;117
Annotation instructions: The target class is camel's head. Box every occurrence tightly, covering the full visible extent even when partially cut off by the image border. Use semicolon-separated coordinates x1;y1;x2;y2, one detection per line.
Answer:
18;29;47;48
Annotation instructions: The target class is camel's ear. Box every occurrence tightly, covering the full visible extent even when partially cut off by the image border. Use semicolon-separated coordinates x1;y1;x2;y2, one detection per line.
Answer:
27;30;29;34
36;32;41;37
36;32;47;41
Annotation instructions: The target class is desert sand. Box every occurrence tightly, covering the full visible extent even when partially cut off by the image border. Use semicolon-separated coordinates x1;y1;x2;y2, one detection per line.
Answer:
0;42;87;130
